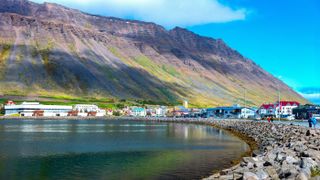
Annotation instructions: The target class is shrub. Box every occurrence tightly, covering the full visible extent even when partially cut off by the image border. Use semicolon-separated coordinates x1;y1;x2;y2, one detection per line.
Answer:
311;166;320;177
0;106;4;116
113;111;121;116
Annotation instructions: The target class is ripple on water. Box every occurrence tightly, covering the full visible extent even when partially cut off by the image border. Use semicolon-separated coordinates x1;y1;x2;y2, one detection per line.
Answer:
0;119;249;179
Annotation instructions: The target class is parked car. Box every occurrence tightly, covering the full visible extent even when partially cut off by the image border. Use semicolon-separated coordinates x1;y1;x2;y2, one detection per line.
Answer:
254;116;262;121
313;114;320;120
281;114;295;120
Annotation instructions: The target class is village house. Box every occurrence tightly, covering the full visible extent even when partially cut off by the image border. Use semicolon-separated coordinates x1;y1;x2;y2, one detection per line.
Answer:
258;101;300;118
146;106;167;117
188;108;203;118
169;106;189;117
106;109;113;116
258;103;276;118
277;101;300;117
73;104;106;117
130;107;147;117
206;105;256;119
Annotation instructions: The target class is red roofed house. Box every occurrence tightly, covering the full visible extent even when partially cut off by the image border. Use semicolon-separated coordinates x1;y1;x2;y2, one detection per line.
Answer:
6;101;15;106
258;103;276;117
276;101;300;117
258;101;300;118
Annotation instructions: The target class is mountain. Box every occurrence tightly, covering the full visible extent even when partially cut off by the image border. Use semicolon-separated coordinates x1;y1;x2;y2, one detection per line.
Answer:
0;0;308;106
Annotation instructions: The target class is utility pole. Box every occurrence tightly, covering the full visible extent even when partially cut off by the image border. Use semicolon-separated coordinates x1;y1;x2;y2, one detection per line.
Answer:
244;87;247;119
278;84;281;121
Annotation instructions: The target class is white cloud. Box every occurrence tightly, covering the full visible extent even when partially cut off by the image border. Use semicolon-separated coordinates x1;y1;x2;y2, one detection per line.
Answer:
299;92;320;104
31;0;247;28
300;92;320;99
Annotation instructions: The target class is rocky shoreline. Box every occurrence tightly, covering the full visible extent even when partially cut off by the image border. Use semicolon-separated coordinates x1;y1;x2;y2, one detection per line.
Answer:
135;118;320;180
204;120;320;180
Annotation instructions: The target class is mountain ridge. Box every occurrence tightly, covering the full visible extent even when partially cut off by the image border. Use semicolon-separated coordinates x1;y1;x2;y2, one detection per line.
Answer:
0;0;308;106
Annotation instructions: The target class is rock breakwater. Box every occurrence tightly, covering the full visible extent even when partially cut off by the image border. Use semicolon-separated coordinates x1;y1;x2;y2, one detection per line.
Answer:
204;120;320;180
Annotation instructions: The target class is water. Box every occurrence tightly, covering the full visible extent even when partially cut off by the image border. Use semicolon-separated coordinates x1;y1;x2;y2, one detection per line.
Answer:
0;119;249;179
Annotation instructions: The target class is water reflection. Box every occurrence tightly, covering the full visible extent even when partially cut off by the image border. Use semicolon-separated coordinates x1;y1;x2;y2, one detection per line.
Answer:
0;119;249;179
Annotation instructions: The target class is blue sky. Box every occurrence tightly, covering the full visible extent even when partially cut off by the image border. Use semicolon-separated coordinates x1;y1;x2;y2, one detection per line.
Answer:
31;0;320;104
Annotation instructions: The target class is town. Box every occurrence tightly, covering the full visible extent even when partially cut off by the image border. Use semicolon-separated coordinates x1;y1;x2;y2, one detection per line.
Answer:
0;99;319;120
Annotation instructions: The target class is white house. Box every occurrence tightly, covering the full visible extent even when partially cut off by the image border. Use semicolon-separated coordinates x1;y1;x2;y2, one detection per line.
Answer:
146;106;167;117
155;106;167;117
258;103;276;117
240;107;257;119
259;101;300;118
275;101;300;118
73;104;106;117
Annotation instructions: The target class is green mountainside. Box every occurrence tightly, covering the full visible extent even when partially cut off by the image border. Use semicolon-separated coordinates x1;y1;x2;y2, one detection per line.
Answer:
0;0;308;106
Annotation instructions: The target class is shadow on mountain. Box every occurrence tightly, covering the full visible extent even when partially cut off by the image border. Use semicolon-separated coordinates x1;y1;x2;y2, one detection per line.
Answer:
1;44;188;104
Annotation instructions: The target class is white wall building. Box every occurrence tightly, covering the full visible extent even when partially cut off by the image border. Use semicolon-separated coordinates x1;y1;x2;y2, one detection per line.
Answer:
4;102;72;117
259;101;300;118
73;104;106;117
155;106;167;117
275;101;300;118
146;106;167;117
240;108;257;119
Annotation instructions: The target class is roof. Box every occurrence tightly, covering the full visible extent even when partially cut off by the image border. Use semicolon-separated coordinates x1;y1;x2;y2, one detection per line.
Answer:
260;101;300;109
21;102;40;105
207;106;242;111
4;104;72;110
278;101;300;106
242;107;257;111
175;106;188;110
132;107;145;111
6;100;15;105
74;104;98;108
260;104;276;109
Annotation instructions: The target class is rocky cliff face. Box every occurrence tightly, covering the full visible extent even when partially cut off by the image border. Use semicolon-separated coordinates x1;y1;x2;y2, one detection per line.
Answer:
0;0;308;106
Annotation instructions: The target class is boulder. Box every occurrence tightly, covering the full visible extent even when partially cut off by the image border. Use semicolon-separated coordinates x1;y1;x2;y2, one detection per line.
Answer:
232;173;243;180
219;174;234;180
256;169;269;179
285;155;299;164
243;157;257;164
247;162;254;169
265;166;279;180
296;172;309;180
243;172;259;180
263;161;272;167
301;157;318;169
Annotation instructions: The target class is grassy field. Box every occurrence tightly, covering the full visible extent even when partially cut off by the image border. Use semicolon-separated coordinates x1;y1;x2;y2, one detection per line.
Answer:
0;95;180;110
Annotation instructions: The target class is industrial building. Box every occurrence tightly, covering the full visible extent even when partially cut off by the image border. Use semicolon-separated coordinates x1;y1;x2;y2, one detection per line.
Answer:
4;102;72;117
4;102;106;117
